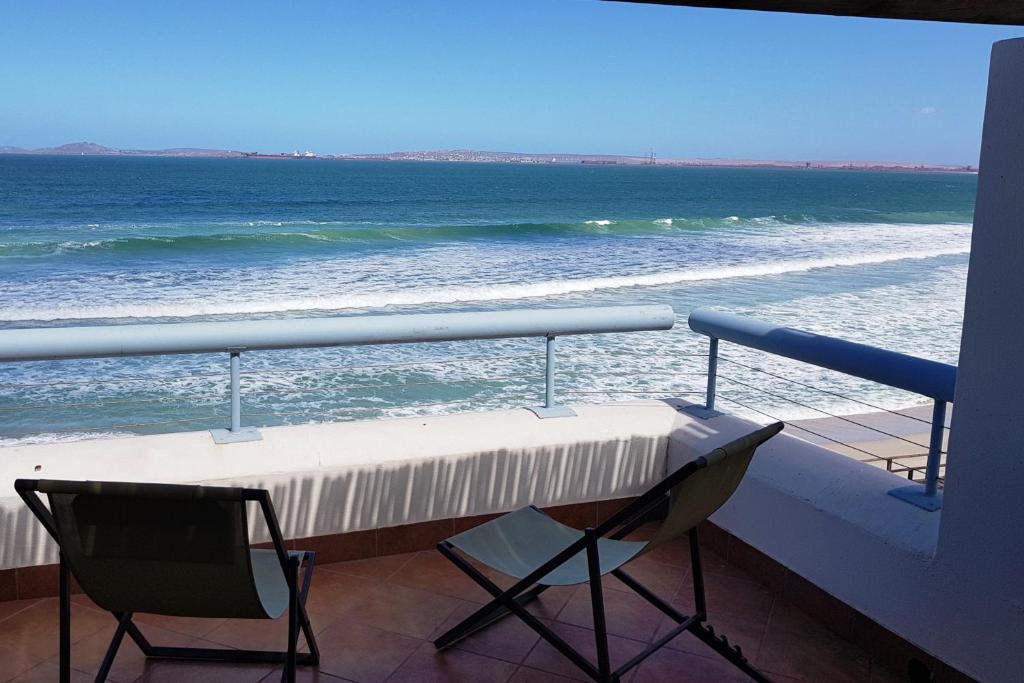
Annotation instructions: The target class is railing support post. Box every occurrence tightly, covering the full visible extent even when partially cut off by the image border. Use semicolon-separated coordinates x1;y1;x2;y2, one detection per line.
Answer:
924;400;947;498
706;337;719;411
889;399;946;511
210;348;262;444
230;350;242;432
678;335;722;420
529;334;576;419
545;334;556;409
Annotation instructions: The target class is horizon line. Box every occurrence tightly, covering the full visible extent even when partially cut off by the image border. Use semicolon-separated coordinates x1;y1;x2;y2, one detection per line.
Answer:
0;140;976;171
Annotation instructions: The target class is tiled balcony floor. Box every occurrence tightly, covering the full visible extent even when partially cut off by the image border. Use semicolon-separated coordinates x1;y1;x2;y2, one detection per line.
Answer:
0;528;905;683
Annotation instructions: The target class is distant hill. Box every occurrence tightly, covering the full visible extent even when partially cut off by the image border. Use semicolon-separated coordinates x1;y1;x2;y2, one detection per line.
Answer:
35;142;120;155
124;147;245;158
0;142;242;157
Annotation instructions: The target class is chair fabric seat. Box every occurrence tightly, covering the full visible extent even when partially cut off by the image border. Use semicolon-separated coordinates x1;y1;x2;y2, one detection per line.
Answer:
250;549;290;619
448;506;646;586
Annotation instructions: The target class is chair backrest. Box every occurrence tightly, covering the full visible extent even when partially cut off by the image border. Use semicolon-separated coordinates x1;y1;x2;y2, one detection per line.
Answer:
632;422;783;554
17;479;278;619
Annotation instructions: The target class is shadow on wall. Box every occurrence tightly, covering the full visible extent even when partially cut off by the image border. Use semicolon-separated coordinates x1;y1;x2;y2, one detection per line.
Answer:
1;431;671;568
248;432;669;542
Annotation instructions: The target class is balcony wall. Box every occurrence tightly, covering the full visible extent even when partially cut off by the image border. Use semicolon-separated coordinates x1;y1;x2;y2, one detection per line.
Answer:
0;401;679;572
1;396;1012;679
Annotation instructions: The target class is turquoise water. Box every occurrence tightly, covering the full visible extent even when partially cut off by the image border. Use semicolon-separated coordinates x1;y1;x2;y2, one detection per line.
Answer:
0;156;974;443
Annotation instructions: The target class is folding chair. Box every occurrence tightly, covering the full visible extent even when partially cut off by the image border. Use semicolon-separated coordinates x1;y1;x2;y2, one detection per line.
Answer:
15;479;320;683
433;422;783;682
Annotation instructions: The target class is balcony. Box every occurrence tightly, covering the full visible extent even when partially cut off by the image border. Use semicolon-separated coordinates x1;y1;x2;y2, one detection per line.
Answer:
0;519;913;683
0;300;997;682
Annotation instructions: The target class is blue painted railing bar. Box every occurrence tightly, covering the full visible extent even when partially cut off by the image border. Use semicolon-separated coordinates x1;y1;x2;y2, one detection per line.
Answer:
688;309;956;403
688;308;956;511
0;305;675;363
0;305;675;441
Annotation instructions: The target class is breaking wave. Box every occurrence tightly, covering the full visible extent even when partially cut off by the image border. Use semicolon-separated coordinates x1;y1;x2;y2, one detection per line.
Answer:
0;213;974;258
0;246;969;322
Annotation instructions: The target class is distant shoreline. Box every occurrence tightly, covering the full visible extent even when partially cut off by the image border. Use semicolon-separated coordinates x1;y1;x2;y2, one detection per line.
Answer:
0;142;976;174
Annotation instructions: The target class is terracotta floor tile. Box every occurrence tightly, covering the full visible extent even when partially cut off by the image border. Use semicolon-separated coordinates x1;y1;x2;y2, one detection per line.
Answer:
7;659;93;682
131;612;230;639
51;620;197;683
312;620;420;683
303;571;379;616
261;668;353;682
521;619;645;682
133;657;276;682
0;641;53;683
555;584;664;642
640;540;692;569
654;610;767;666
507;666;579;682
760;603;871;682
346;582;461;639
0;598;40;625
429;600;541;664
204;607;335;653
388;551;496;604
672;571;776;623
0;526;901;682
522;585;577;621
0;598;112;663
604;556;688;599
699;548;756;580
385;641;517;683
319;553;416;582
633;647;752;682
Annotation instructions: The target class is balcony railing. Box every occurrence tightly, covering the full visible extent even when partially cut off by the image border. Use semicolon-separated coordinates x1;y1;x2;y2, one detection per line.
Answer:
0;305;676;443
688;308;957;511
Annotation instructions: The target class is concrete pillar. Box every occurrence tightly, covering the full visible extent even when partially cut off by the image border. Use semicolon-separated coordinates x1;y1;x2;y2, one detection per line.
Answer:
938;37;1024;680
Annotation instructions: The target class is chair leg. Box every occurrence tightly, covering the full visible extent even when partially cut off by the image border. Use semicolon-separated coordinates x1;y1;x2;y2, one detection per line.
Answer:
435;542;603;682
59;554;71;683
297;551;320;666
94;613;133;683
434;583;549;650
688;527;707;618
282;555;300;683
585;529;612;682
123;617;154;655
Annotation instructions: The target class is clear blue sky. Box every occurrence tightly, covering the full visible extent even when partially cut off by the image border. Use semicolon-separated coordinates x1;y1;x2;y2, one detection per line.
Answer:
1;1;1019;164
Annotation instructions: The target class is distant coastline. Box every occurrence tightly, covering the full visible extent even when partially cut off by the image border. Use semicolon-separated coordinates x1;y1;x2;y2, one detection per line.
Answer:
0;141;976;174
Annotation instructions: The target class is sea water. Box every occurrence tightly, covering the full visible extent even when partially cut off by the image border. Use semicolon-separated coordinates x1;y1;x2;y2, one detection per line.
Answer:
0;156;974;444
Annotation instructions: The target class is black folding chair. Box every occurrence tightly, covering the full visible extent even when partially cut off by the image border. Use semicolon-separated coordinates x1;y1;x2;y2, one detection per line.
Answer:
433;422;784;683
15;479;320;683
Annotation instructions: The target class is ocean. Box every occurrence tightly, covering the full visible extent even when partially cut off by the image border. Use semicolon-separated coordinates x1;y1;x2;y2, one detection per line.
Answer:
0;156;974;445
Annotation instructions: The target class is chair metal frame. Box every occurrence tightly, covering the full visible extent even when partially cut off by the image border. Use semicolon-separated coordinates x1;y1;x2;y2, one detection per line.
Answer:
15;480;320;683
433;455;773;683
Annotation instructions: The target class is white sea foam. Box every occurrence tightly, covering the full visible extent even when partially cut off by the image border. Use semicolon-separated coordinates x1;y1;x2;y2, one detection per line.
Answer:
0;430;135;448
653;218;673;226
584;219;614;226
0;245;970;322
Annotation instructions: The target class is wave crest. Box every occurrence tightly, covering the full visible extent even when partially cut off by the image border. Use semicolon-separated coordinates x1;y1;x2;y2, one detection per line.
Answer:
0;246;969;322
